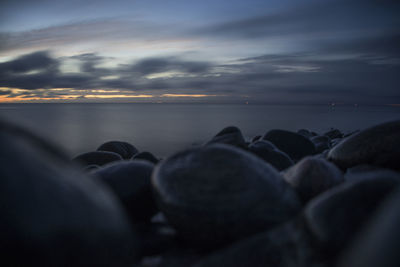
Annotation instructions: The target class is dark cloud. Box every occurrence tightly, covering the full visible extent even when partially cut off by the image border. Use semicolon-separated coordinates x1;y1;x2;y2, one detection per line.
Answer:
1;49;399;104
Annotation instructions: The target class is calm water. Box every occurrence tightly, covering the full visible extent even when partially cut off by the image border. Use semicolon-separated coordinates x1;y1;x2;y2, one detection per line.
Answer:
0;103;399;157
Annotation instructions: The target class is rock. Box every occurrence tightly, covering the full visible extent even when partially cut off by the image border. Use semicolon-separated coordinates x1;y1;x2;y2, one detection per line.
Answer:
94;160;157;222
262;129;316;161
249;140;294;171
194;222;311;267
311;136;331;154
132;151;159;164
0;120;139;266
72;151;122;166
97;141;138;159
304;170;400;255
328;120;400;171
338;187;400;267
297;129;313;139
206;126;246;148
251;135;261;143
152;144;301;247
283;157;343;202
323;128;343;139
344;165;391;181
136;223;177;257
84;164;100;171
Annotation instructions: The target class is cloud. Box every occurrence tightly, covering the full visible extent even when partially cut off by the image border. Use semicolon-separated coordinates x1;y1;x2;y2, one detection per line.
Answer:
1;48;399;104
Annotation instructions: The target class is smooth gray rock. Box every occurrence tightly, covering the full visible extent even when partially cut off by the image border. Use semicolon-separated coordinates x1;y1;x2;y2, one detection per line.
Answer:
0;121;139;267
206;126;246;148
132;151;159;164
249;140;294;171
72;151;122;166
338;187;400;267
283;157;343;202
94;160;157;222
304;170;400;255
323;128;343;139
194;222;312;267
152;144;301;247
262;129;316;161
328;120;400;170
97;141;138;159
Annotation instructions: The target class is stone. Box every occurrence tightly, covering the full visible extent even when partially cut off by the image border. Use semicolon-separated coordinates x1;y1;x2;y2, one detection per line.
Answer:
304;170;400;255
94;160;157;222
249;140;294;171
72;151;122;166
97;141;138;159
205;126;246;148
132;151;159;164
251;135;261;143
328;120;400;170
283;156;343;202
152;144;301;247
297;129;313;139
0;120;139;266
310;136;331;154
194;222;311;267
323;128;343;139
338;187;400;267
262;129;316;161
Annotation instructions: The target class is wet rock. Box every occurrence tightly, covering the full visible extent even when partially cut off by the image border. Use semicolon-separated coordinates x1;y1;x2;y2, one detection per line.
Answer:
311;135;331;154
94;160;157;222
194;222;311;267
0;121;139;266
323;128;343;139
206;126;246;148
297;129;313;139
251;135;261;143
97;141;138;159
338;187;400;267
262;129;316;161
283;157;343;202
304;170;400;256
132;151;159;164
328;120;400;171
152;144;301;247
249;140;294;171
72;151;122;166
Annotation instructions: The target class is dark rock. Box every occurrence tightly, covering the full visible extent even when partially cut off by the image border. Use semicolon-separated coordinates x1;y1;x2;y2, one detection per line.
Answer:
311;136;331;154
283;157;343;202
84;164;100;171
97;141;138;159
297;129;313;139
262;129;316;161
323;128;343;139
251;135;261;143
132;151;159;164
328;120;400;171
136;223;177;257
0;121;139;266
152;144;301;247
206;126;246;148
344;165;391;181
194;222;312;267
249;140;294;171
94;160;157;222
72;151;122;166
304;170;400;256
338;187;400;267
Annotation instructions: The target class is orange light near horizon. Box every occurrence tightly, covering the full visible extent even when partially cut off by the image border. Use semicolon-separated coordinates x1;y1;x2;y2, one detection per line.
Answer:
84;94;154;98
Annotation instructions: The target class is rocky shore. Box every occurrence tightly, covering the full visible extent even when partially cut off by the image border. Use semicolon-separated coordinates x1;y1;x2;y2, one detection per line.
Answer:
1;119;399;267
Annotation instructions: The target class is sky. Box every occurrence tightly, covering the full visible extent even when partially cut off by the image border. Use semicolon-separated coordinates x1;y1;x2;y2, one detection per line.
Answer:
0;0;399;104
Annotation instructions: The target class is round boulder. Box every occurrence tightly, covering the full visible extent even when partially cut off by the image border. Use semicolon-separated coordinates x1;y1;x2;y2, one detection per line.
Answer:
152;144;301;247
72;151;122;166
0;120;139;266
262;129;316;161
205;126;246;148
304;170;400;255
94;160;157;222
249;140;294;171
132;151;159;164
328;120;400;171
97;141;138;159
283;156;343;202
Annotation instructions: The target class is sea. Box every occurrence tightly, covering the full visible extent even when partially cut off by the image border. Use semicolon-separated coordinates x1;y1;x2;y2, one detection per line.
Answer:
0;103;399;158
